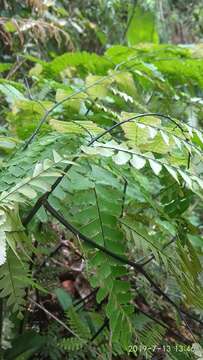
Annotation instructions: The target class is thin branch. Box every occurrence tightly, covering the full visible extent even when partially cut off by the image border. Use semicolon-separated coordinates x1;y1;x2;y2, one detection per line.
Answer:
90;318;109;342
88;113;184;145
73;288;98;308
29;298;103;358
120;179;127;218
6;57;26;80
29;297;80;339
22;57;136;149
23;192;50;226
84;97;98;116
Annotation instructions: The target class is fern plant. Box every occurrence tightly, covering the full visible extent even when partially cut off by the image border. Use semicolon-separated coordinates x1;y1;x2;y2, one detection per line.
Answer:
0;42;202;359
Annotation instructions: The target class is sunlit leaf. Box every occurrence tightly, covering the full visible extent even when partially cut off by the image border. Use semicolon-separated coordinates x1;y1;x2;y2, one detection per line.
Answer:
130;154;146;169
149;159;162;175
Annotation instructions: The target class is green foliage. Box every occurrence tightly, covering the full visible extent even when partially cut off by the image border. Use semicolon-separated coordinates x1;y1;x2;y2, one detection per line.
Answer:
59;308;124;358
127;4;159;45
0;41;203;359
4;331;45;360
133;313;166;358
0;250;28;313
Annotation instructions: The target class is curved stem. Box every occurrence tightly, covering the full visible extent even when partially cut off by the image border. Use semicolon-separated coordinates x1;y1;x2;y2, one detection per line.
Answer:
43;200;203;328
88;112;184;145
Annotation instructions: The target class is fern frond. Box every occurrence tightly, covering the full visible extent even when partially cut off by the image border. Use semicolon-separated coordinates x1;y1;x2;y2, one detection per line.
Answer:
134;313;166;358
0;133;80;192
0;250;29;313
59;337;86;352
0;150;74;204
67;307;91;341
58;307;90;352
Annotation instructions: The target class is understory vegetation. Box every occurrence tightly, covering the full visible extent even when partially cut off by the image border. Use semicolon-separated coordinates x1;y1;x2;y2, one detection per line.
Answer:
0;1;203;359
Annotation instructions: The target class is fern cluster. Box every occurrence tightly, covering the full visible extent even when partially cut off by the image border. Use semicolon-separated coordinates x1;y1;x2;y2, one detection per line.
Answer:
0;43;202;359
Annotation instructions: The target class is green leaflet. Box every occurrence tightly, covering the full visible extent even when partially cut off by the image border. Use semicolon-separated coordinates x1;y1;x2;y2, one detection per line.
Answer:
0;84;25;104
0;203;26;266
50;119;102;136
0;250;28;313
0;63;12;73
127;5;159;45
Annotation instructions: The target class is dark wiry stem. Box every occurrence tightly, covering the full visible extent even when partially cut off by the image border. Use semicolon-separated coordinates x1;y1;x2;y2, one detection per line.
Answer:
90;318;109;342
120;179;127;218
43;200;203;328
74;289;98;308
